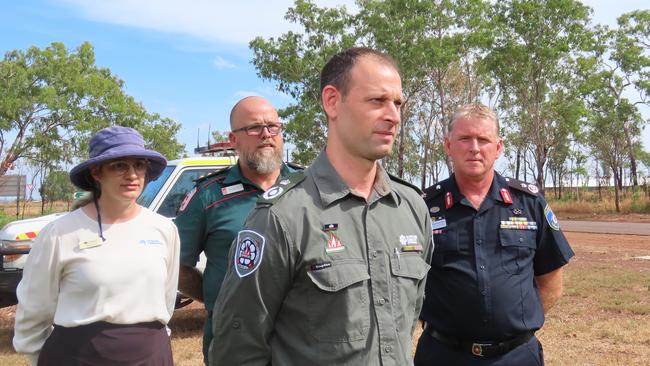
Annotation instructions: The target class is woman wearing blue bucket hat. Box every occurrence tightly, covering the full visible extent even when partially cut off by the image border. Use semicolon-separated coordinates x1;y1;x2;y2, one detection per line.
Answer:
13;126;180;366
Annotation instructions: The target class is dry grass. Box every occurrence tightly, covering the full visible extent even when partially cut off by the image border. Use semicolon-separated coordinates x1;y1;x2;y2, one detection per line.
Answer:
547;189;650;219
1;232;649;365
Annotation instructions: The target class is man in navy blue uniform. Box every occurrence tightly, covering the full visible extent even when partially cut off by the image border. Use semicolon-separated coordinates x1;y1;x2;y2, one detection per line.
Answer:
415;103;574;366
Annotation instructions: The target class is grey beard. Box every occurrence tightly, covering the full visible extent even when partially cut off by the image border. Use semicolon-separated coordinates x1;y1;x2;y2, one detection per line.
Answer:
242;148;283;174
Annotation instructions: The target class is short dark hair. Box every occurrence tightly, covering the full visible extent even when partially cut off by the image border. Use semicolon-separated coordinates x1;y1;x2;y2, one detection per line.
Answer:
320;47;399;98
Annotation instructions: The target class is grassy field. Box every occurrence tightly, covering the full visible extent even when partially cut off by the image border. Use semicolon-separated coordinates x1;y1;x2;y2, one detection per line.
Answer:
547;189;650;219
1;231;648;365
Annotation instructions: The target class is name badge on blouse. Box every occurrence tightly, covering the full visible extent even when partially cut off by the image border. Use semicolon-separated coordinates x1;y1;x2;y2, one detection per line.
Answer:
79;237;103;249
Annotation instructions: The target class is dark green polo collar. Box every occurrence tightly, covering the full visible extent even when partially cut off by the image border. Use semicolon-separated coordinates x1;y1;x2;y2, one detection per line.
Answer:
223;161;293;189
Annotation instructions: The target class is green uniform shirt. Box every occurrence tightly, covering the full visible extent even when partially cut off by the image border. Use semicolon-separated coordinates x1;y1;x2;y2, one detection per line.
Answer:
175;162;297;312
210;152;433;366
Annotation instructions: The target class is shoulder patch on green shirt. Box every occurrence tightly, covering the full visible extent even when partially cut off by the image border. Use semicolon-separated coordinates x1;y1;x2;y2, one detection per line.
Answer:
505;177;539;196
257;171;306;205
195;166;232;186
286;161;306;171
388;173;423;195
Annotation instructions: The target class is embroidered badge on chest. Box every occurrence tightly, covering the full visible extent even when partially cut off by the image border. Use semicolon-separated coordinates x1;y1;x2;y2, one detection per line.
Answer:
323;223;345;253
234;230;265;278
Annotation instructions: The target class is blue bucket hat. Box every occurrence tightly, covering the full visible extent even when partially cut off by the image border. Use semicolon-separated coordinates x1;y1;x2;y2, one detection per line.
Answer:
69;126;167;191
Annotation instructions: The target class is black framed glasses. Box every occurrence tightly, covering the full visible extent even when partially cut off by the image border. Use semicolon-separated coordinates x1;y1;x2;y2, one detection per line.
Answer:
232;123;283;136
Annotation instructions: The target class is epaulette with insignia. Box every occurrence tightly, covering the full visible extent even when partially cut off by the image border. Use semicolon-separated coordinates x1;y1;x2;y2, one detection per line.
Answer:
286;161;306;170
194;166;232;185
388;173;422;195
422;180;448;200
257;171;306;205
504;177;539;195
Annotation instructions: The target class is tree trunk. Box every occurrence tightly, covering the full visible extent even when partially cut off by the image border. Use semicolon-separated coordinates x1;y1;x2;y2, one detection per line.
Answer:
515;149;521;181
612;166;621;213
420;138;429;191
622;122;638;186
397;118;405;178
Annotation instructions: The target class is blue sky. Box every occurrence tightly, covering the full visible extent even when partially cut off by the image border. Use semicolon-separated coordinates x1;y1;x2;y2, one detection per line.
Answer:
1;0;648;158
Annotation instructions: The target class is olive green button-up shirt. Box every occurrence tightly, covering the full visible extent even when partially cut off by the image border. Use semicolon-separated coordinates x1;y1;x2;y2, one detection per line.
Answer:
210;152;433;366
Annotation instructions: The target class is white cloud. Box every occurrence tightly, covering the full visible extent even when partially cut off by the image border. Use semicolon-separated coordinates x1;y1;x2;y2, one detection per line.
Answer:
56;0;358;46
256;85;291;100
213;56;235;69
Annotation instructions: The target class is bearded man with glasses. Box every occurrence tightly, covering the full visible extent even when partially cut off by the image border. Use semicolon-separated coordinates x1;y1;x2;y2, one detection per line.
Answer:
174;96;302;365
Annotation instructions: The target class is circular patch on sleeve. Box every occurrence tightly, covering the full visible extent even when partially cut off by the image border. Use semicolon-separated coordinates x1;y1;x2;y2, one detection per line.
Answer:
234;230;266;278
544;204;560;231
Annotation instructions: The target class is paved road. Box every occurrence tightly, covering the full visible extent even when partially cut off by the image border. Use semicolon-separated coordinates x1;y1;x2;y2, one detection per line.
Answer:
561;220;650;236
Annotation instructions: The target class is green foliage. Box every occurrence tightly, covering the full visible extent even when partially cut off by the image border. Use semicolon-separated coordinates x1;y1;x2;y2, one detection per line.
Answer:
41;170;75;203
211;130;230;143
0;42;185;176
250;0;493;180
485;0;592;191
250;0;357;164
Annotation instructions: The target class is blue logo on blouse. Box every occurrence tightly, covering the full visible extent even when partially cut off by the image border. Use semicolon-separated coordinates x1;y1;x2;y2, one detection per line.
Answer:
138;239;163;245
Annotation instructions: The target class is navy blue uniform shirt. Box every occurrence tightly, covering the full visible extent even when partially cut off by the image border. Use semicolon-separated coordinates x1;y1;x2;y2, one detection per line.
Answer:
420;173;574;341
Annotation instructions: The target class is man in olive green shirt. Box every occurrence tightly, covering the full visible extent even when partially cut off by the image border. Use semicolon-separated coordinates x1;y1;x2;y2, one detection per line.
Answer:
210;48;433;366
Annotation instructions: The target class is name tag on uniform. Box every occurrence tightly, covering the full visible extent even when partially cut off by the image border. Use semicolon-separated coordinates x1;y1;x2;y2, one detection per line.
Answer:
431;219;447;230
221;183;244;195
79;237;103;249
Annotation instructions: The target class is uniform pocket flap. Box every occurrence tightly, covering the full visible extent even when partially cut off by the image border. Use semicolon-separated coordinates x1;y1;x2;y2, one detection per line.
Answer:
307;260;370;292
390;254;430;280
499;229;536;249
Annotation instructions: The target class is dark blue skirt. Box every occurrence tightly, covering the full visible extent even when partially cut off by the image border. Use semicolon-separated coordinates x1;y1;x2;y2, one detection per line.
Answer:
38;321;173;366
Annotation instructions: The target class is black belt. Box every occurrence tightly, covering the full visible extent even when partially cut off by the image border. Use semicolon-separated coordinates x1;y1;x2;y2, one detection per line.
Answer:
423;323;534;358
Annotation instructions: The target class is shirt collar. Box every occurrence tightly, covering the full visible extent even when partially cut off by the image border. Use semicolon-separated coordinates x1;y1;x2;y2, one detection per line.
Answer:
448;172;506;206
223;161;292;188
489;172;509;203
310;151;398;207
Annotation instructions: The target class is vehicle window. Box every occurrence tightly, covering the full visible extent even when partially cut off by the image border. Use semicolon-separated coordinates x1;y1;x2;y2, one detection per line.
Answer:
156;168;216;218
138;166;174;208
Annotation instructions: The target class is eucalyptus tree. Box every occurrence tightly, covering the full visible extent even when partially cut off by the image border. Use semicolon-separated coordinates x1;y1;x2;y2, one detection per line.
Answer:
0;41;184;178
485;0;591;193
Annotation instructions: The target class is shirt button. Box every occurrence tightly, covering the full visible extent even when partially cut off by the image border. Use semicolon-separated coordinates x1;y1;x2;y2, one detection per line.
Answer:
477;239;482;245
232;321;240;329
481;290;487;296
519;237;524;243
378;298;386;305
480;265;485;270
384;346;392;353
372;251;378;258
